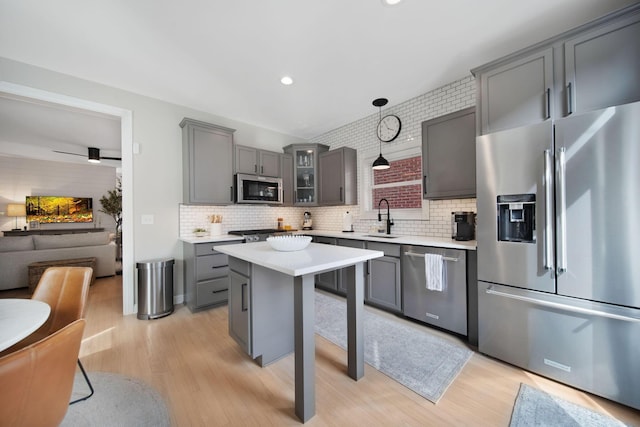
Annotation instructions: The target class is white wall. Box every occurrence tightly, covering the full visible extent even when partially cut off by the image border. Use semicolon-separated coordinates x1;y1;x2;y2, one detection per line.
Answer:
0;57;306;302
0;156;117;232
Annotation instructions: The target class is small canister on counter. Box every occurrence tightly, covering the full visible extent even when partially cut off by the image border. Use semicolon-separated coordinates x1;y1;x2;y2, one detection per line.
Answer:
277;217;284;230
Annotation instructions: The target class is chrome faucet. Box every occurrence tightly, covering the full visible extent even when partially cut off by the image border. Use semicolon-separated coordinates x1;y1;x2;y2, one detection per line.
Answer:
377;198;394;234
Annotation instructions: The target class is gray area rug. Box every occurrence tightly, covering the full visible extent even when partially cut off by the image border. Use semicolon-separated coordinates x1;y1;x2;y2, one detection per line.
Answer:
61;372;170;427
314;291;473;403
510;383;630;427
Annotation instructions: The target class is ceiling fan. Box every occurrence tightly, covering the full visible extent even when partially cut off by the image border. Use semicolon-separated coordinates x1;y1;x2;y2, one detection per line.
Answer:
53;147;121;163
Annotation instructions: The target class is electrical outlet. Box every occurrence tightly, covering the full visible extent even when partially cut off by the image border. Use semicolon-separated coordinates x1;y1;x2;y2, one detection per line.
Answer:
141;214;154;225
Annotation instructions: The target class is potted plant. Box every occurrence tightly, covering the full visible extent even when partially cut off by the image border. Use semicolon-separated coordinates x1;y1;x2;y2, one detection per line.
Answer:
99;179;122;258
193;227;208;237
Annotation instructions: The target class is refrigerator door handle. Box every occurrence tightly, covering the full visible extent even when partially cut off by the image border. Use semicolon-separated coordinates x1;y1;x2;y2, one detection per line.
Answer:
543;149;554;272
556;147;567;273
485;286;640;323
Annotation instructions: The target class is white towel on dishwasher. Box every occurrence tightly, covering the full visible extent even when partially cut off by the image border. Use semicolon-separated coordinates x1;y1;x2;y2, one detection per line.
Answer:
425;253;447;292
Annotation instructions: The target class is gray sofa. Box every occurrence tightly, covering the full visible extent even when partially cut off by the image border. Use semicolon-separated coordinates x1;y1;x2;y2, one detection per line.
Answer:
0;232;116;291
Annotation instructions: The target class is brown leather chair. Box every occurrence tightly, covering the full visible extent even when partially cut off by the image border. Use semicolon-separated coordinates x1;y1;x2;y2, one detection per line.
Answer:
0;266;94;403
0;319;86;427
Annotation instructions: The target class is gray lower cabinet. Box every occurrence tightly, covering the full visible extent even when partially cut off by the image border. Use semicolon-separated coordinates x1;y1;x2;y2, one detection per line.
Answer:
183;241;232;312
313;236;338;292
401;245;467;336
180;118;235;204
337;239;366;295
365;242;402;313
228;257;294;366
228;268;251;354
421;107;476;199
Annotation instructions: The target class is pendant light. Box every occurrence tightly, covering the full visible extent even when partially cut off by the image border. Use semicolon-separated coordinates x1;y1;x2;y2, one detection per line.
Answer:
372;98;390;170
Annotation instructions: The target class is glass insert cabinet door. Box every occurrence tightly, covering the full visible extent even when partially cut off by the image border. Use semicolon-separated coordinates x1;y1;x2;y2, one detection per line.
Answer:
284;144;329;206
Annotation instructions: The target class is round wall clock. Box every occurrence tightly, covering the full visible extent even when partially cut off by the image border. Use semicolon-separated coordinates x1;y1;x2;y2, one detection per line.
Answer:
377;114;402;142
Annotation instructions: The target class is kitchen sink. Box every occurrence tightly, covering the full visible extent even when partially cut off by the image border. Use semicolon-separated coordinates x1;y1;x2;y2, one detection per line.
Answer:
365;234;399;239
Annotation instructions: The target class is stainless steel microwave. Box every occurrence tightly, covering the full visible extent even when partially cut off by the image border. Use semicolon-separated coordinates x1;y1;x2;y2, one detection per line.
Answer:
235;173;283;204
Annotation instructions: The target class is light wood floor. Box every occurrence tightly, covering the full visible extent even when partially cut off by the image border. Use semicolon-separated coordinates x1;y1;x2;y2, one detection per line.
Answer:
3;276;639;426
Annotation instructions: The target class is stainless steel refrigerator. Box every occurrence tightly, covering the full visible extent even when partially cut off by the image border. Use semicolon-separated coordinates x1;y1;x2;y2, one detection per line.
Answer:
476;100;640;410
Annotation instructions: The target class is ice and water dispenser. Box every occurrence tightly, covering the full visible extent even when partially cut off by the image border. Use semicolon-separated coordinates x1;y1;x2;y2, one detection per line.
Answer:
497;194;535;243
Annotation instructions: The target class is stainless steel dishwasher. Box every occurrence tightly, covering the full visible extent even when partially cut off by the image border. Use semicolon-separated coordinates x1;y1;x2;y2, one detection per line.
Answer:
401;245;467;336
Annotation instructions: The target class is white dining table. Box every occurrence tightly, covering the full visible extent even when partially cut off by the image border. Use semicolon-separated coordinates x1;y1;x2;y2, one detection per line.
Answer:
0;299;51;352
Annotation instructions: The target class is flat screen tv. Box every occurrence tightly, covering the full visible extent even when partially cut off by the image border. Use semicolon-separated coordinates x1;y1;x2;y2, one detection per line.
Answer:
26;196;93;224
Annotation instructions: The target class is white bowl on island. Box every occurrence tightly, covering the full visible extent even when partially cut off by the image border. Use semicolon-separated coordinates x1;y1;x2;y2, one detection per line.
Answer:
266;235;312;251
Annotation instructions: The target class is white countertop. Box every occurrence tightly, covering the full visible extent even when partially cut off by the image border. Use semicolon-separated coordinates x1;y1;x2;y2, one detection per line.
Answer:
214;241;383;277
181;230;475;250
302;230;477;250
179;234;244;244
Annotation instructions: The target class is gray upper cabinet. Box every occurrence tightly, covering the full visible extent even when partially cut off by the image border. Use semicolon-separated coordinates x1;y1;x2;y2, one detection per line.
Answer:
473;4;640;135
422;107;476;199
318;147;357;206
283;143;329;206
280;153;293;206
478;48;553;134
235;145;281;177
564;12;640;115
180;118;235;204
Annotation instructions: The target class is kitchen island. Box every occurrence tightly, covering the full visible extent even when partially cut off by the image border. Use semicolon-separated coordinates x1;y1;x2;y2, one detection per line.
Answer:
214;241;383;423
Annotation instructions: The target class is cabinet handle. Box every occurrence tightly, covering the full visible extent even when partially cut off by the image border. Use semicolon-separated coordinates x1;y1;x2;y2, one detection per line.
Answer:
254;164;257;173
340;187;343;202
423;176;427;195
566;82;573;115
545;88;551;119
230;186;234;202
261;165;263;174
211;289;226;294
241;283;247;312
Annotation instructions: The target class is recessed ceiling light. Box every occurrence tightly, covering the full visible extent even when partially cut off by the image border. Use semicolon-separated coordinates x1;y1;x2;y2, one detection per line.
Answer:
382;0;402;5
280;76;294;85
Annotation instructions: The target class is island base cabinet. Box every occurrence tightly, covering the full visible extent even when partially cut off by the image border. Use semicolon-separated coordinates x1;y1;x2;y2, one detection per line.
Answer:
228;258;294;367
229;270;251;354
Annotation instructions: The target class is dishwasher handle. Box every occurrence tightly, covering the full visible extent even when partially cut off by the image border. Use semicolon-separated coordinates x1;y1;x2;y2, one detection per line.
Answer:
403;251;459;262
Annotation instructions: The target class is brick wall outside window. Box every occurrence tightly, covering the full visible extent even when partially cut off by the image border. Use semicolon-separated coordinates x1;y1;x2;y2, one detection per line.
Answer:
373;156;422;209
373;156;421;185
373;184;422;209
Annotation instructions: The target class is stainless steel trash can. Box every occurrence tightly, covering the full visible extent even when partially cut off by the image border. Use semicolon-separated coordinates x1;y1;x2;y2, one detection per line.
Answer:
137;258;174;320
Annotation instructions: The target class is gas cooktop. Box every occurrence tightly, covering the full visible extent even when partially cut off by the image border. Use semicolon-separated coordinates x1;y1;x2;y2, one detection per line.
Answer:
227;229;280;236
